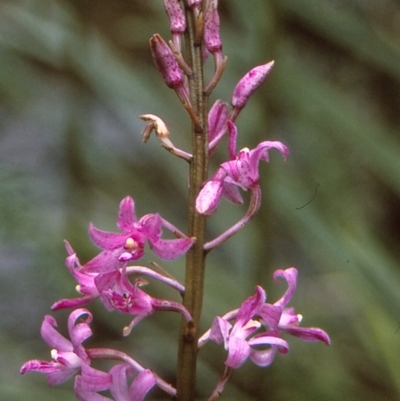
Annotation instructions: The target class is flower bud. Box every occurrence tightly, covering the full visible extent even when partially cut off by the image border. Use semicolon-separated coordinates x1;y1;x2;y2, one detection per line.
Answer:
163;0;185;35
203;0;222;54
231;61;274;110
150;34;184;89
196;179;224;216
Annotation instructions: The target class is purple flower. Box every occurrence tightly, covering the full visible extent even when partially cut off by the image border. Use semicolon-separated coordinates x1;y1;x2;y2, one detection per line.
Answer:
74;364;156;401
86;196;195;271
20;309;93;385
199;268;330;369
259;268;331;345
205;287;289;369
196;121;289;216
109;365;156;401
52;241;101;310
74;363;112;401
98;267;192;336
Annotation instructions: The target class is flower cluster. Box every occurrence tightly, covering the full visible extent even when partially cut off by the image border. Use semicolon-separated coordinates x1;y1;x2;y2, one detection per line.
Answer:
21;2;330;401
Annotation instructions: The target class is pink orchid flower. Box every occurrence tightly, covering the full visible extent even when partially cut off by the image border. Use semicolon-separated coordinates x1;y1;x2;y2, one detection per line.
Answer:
199;268;330;369
85;196;195;272
20;309;93;385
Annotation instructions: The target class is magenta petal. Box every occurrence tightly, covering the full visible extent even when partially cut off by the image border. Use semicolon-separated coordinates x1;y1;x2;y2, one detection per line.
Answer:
117;196;137;231
221;180;243;204
283;326;331;345
226;336;251;369
208;99;228;144
129;370;157;401
94;271;120;294
83;251;123;273
74;364;112;400
148;237;194;260
109;364;130;401
89;224;127;250
248;335;289;353
259;303;282;330
236;286;266;325
250;140;290;164
139;213;163;240
226;120;238;160
249;347;277;367
196;179;224;215
41;315;73;351
52;297;93;311
273;267;298;308
209;316;232;347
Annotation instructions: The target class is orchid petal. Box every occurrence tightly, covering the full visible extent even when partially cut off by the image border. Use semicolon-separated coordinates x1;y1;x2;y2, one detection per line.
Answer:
209;316;232;348
117;196;137;231
282;326;331;345
221;179;243;204
249;140;289;164
40;315;73;352
83;251;122;273
68;309;93;349
273;268;298;308
128;369;157;401
249;347;277;367
109;364;130;401
74;364;112;401
226;336;251;369
89;224;129;250
196;179;224;215
138;213;163;240
235;286;266;326
208;99;228;144
259;303;282;330
52;297;93;311
148;235;194;259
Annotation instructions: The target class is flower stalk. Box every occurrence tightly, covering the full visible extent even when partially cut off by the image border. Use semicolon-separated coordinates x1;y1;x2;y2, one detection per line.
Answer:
176;4;209;401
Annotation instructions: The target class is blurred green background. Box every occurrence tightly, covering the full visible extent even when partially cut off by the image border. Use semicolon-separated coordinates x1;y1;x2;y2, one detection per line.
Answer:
1;0;400;400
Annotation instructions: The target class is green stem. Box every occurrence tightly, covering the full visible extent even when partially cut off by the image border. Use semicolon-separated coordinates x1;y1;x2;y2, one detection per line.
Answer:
176;5;208;401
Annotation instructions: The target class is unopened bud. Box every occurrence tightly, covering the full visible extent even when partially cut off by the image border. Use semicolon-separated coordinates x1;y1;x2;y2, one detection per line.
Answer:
203;0;222;54
231;61;274;110
150;34;184;89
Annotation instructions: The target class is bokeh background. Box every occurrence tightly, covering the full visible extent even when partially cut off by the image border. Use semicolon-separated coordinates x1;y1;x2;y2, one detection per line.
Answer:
1;0;400;400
